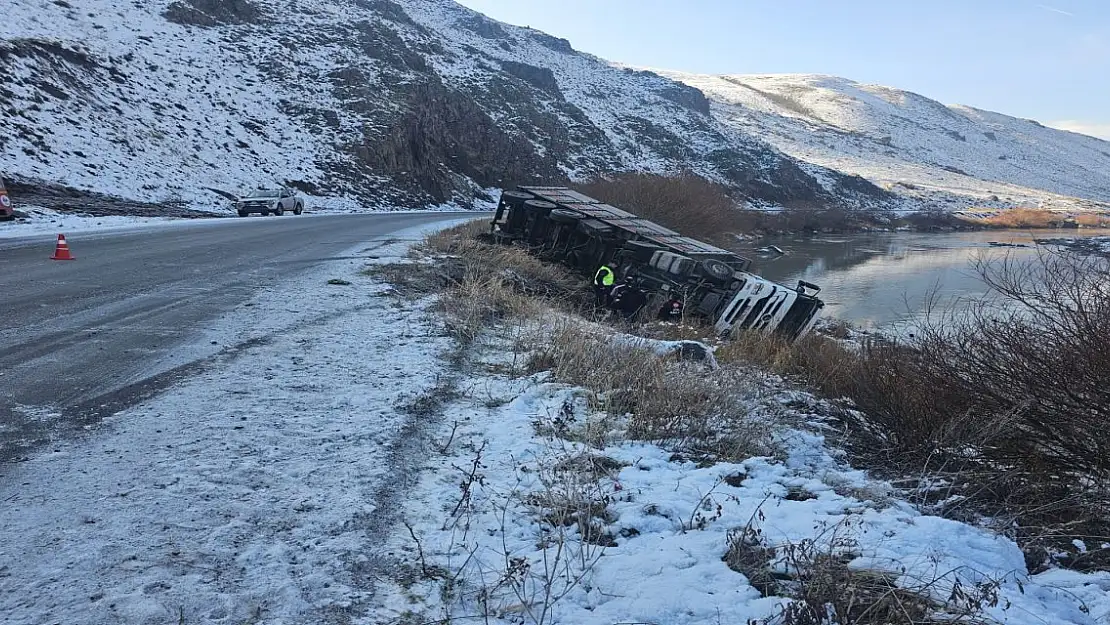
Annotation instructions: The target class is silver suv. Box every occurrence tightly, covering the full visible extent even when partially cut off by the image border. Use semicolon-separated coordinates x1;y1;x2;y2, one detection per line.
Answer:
234;187;305;217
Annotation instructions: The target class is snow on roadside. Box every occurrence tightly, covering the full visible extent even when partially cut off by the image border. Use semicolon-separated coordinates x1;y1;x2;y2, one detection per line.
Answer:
0;221;474;624
370;325;1110;625
0;204;487;240
0;205;191;239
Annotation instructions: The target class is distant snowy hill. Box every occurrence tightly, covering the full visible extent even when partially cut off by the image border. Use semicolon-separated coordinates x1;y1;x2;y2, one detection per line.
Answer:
0;0;887;211
654;71;1110;212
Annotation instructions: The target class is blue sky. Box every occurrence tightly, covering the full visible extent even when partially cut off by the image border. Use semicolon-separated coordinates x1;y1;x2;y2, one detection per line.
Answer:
455;0;1110;139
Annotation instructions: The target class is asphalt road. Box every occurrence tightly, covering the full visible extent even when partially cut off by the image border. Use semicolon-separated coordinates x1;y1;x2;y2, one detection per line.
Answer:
0;212;482;463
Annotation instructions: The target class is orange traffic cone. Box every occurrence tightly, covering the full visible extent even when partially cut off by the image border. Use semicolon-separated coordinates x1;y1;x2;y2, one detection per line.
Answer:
51;234;75;261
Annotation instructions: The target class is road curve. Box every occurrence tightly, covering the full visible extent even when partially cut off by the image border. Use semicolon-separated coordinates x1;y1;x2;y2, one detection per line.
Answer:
0;212;482;463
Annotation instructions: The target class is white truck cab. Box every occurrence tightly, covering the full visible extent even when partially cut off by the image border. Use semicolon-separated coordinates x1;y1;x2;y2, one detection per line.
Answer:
714;274;823;339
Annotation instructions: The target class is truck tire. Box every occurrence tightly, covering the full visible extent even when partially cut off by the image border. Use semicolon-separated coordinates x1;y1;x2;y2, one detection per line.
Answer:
238;210;249;217
548;209;581;225
275;205;284;216
261;209;270;216
500;190;535;205
294;203;303;215
701;259;733;281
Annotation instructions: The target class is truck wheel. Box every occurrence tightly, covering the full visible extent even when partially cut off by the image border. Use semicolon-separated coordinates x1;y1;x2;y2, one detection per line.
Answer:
701;259;733;281
261;210;270;216
238;210;249;217
275;206;284;216
294;204;303;215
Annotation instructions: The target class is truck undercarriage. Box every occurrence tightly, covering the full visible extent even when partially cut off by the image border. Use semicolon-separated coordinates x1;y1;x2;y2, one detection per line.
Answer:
489;186;825;341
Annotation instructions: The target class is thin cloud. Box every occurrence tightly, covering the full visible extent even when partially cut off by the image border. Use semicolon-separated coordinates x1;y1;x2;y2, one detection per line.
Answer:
1036;4;1075;16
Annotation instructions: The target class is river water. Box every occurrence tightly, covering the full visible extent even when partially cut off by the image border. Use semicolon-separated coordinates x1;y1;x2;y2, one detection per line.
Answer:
740;229;1110;330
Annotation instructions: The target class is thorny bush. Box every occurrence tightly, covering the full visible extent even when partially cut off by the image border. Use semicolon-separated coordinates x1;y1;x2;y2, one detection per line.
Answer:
723;249;1110;571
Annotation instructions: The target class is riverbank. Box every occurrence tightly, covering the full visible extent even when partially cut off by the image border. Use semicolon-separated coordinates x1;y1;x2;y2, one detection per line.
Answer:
1035;235;1110;258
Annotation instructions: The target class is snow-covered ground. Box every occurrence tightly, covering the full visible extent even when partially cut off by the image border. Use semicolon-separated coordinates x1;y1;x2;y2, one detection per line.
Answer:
5;221;1110;625
9;0;1108;212
0;0;884;211
0;220;474;625
0;206;193;239
365;322;1110;624
654;71;1110;212
0;198;492;240
0;0;781;208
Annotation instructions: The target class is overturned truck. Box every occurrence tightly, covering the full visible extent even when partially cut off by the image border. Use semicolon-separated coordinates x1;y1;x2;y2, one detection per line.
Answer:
490;186;825;341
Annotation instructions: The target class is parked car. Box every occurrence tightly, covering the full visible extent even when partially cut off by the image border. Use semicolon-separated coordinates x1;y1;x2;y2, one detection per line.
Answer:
0;177;13;221
234;187;304;217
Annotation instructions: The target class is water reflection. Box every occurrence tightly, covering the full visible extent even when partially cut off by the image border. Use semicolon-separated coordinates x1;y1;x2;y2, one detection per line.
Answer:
742;229;1110;329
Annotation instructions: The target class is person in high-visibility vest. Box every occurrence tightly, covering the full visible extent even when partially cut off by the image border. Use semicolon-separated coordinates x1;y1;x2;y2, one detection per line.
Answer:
594;263;616;307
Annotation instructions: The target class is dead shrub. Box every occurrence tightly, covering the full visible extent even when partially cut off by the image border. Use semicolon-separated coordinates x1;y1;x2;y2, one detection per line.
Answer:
575;173;748;245
422;218;489;253
527;322;769;460
721;250;1110;570
439;270;538;342
393;222;590;342
577;173;895;238
1074;213;1110;228
423;223;586;303
716;332;859;398
914;250;1110;478
731;515;999;625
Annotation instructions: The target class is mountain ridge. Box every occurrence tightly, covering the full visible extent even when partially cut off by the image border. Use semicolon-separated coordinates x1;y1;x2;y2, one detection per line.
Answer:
653;70;1110;212
2;0;1106;215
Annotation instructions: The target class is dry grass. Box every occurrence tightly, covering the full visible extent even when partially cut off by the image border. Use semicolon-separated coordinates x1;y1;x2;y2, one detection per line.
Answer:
425;222;584;298
728;516;1000;625
575;173;746;245
575;173;887;239
1074;213;1110;227
526;322;770;461
969;208;1065;228
715;250;1110;573
370;221;588;343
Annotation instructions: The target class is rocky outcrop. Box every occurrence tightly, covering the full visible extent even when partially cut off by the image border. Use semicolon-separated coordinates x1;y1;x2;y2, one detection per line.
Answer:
358;79;562;202
660;84;712;116
500;61;562;98
163;0;266;27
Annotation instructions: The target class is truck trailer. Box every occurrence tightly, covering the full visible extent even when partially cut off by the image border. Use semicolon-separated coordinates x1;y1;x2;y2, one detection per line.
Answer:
490;186;824;341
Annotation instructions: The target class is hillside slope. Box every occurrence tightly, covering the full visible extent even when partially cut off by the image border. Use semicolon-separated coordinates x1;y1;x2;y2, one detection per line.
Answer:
0;0;887;211
656;71;1110;211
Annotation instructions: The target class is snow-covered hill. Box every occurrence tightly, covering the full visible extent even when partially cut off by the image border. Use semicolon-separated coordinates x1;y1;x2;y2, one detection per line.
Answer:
1;0;886;211
655;71;1110;212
